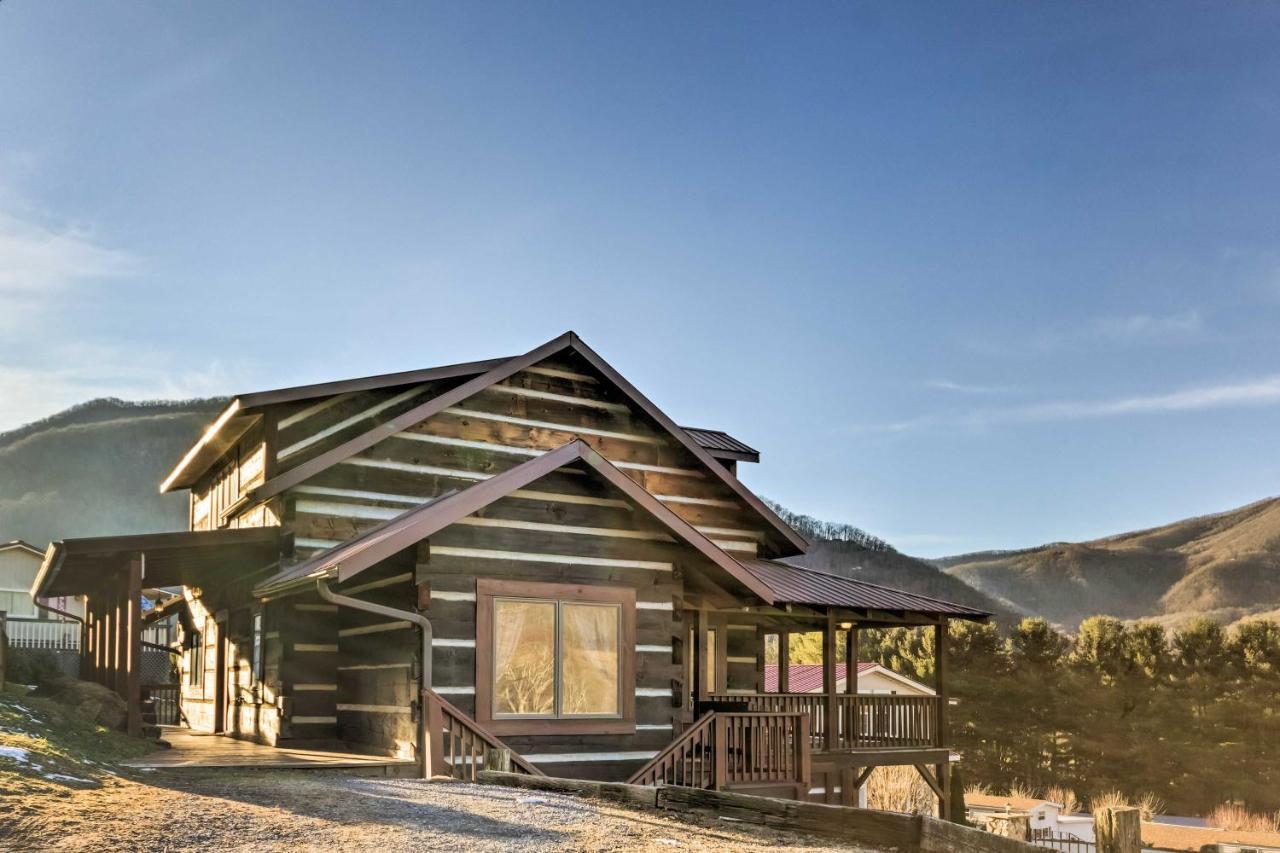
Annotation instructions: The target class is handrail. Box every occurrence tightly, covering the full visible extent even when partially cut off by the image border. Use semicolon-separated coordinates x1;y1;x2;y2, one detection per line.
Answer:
627;711;715;786
628;710;810;792
708;692;942;751
423;689;543;780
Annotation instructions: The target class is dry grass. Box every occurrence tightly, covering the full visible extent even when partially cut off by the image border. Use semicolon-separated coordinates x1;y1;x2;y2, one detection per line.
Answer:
1089;790;1130;812
1208;804;1280;832
1135;792;1165;821
1044;786;1080;814
1006;782;1040;800
1088;790;1164;820
865;765;937;816
964;780;992;797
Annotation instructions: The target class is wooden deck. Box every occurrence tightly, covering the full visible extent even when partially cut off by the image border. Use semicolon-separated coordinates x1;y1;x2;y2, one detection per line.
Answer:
123;727;416;772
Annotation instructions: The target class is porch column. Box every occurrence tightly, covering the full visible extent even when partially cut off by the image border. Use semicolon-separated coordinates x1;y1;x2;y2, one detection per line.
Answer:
778;630;790;693
823;614;837;750
845;624;858;694
125;556;143;737
934;620;950;820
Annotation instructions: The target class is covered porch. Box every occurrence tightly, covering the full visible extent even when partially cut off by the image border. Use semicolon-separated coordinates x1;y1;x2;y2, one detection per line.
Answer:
638;557;988;815
31;528;281;736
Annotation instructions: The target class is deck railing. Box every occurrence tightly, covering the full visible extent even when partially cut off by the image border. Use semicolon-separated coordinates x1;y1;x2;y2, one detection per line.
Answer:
423;689;543;781
143;683;183;726
628;710;810;793
5;619;175;650
707;693;940;750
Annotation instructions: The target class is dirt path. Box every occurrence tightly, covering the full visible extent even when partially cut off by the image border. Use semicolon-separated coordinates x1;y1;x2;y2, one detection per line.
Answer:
0;770;874;852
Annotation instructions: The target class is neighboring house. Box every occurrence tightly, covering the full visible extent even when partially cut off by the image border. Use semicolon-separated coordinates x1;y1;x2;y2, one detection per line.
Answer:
33;332;989;813
763;662;935;695
0;540;82;620
965;793;1076;836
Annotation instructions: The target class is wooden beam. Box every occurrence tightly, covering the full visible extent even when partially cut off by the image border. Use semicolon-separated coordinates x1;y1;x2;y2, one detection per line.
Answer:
847;625;858;695
823;614;837;750
913;764;945;801
126;556;143;737
935;621;948;747
693;609;709;701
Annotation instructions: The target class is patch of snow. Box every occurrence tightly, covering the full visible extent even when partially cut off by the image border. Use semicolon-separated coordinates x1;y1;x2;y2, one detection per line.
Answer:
44;772;92;784
0;746;31;763
517;796;549;804
655;840;683;847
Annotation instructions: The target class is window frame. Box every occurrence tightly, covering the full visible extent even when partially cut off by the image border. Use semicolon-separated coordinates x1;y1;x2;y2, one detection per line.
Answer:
476;578;635;736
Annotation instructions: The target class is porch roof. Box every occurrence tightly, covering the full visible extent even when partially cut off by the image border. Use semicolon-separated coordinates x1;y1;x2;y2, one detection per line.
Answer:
737;558;990;621
32;527;281;598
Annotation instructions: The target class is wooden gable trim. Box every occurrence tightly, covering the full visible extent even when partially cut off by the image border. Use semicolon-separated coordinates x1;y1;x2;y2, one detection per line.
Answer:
246;333;577;505
242;331;807;556
564;336;808;556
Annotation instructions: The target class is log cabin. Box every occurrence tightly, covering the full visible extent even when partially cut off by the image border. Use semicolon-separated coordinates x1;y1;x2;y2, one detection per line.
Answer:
31;331;988;814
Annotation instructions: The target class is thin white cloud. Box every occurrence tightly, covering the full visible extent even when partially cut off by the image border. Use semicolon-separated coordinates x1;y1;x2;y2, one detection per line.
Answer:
0;209;139;329
926;378;1015;395
850;374;1280;434
0;347;244;433
1092;310;1203;343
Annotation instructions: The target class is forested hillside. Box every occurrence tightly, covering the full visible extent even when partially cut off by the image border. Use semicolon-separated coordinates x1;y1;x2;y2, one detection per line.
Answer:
0;398;225;547
936;498;1280;631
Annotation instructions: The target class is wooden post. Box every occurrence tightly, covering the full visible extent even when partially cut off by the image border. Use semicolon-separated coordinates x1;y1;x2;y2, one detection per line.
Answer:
823;614;837;750
424;689;445;778
712;714;727;790
933;621;950;820
1095;806;1141;853
484;747;512;773
712;615;728;694
755;627;767;693
126;556;143;737
778;630;790;693
0;611;8;687
846;626;857;694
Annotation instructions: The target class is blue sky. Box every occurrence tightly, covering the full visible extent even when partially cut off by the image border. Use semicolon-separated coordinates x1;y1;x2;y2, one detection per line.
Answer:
2;2;1279;556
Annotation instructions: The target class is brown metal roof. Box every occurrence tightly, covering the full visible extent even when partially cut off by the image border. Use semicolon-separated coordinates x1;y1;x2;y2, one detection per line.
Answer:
680;427;760;462
33;527;281;598
254;439;779;602
737;558;990;621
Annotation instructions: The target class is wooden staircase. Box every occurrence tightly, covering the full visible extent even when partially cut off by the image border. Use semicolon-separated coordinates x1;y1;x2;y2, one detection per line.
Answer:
627;711;811;800
422;689;543;781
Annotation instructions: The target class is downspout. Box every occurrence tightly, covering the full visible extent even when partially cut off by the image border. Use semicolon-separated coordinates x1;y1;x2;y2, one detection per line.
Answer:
315;578;433;778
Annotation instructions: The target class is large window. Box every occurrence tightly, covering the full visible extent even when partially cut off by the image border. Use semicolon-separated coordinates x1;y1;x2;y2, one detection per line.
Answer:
477;579;635;735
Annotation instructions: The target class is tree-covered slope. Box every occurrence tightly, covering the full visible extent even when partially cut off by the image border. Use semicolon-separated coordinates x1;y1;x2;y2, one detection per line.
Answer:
938;497;1280;631
0;398;225;548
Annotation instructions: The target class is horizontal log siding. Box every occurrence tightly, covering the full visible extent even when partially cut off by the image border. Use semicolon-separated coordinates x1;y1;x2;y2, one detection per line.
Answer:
277;593;340;741
332;551;420;759
413;487;685;782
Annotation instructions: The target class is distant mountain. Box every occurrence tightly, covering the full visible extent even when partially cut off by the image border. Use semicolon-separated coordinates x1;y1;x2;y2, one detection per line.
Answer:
767;500;1021;626
935;498;1280;631
0;398;225;548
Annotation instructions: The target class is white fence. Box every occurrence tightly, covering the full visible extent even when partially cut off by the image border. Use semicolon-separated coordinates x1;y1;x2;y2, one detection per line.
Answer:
5;619;175;650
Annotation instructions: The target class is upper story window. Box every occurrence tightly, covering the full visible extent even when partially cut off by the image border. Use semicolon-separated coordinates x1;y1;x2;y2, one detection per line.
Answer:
476;579;635;735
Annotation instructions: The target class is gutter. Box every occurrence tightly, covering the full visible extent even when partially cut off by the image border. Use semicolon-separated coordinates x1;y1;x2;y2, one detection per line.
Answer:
315;578;433;778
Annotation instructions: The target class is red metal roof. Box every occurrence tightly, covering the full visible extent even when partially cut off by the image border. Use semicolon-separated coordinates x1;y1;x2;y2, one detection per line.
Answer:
762;662;877;693
737;558;990;620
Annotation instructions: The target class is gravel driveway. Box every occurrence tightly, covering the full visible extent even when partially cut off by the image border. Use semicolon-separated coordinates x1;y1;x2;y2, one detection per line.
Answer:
0;770;876;852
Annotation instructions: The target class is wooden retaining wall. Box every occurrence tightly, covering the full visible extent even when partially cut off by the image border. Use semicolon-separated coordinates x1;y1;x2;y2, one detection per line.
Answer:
475;770;1045;853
